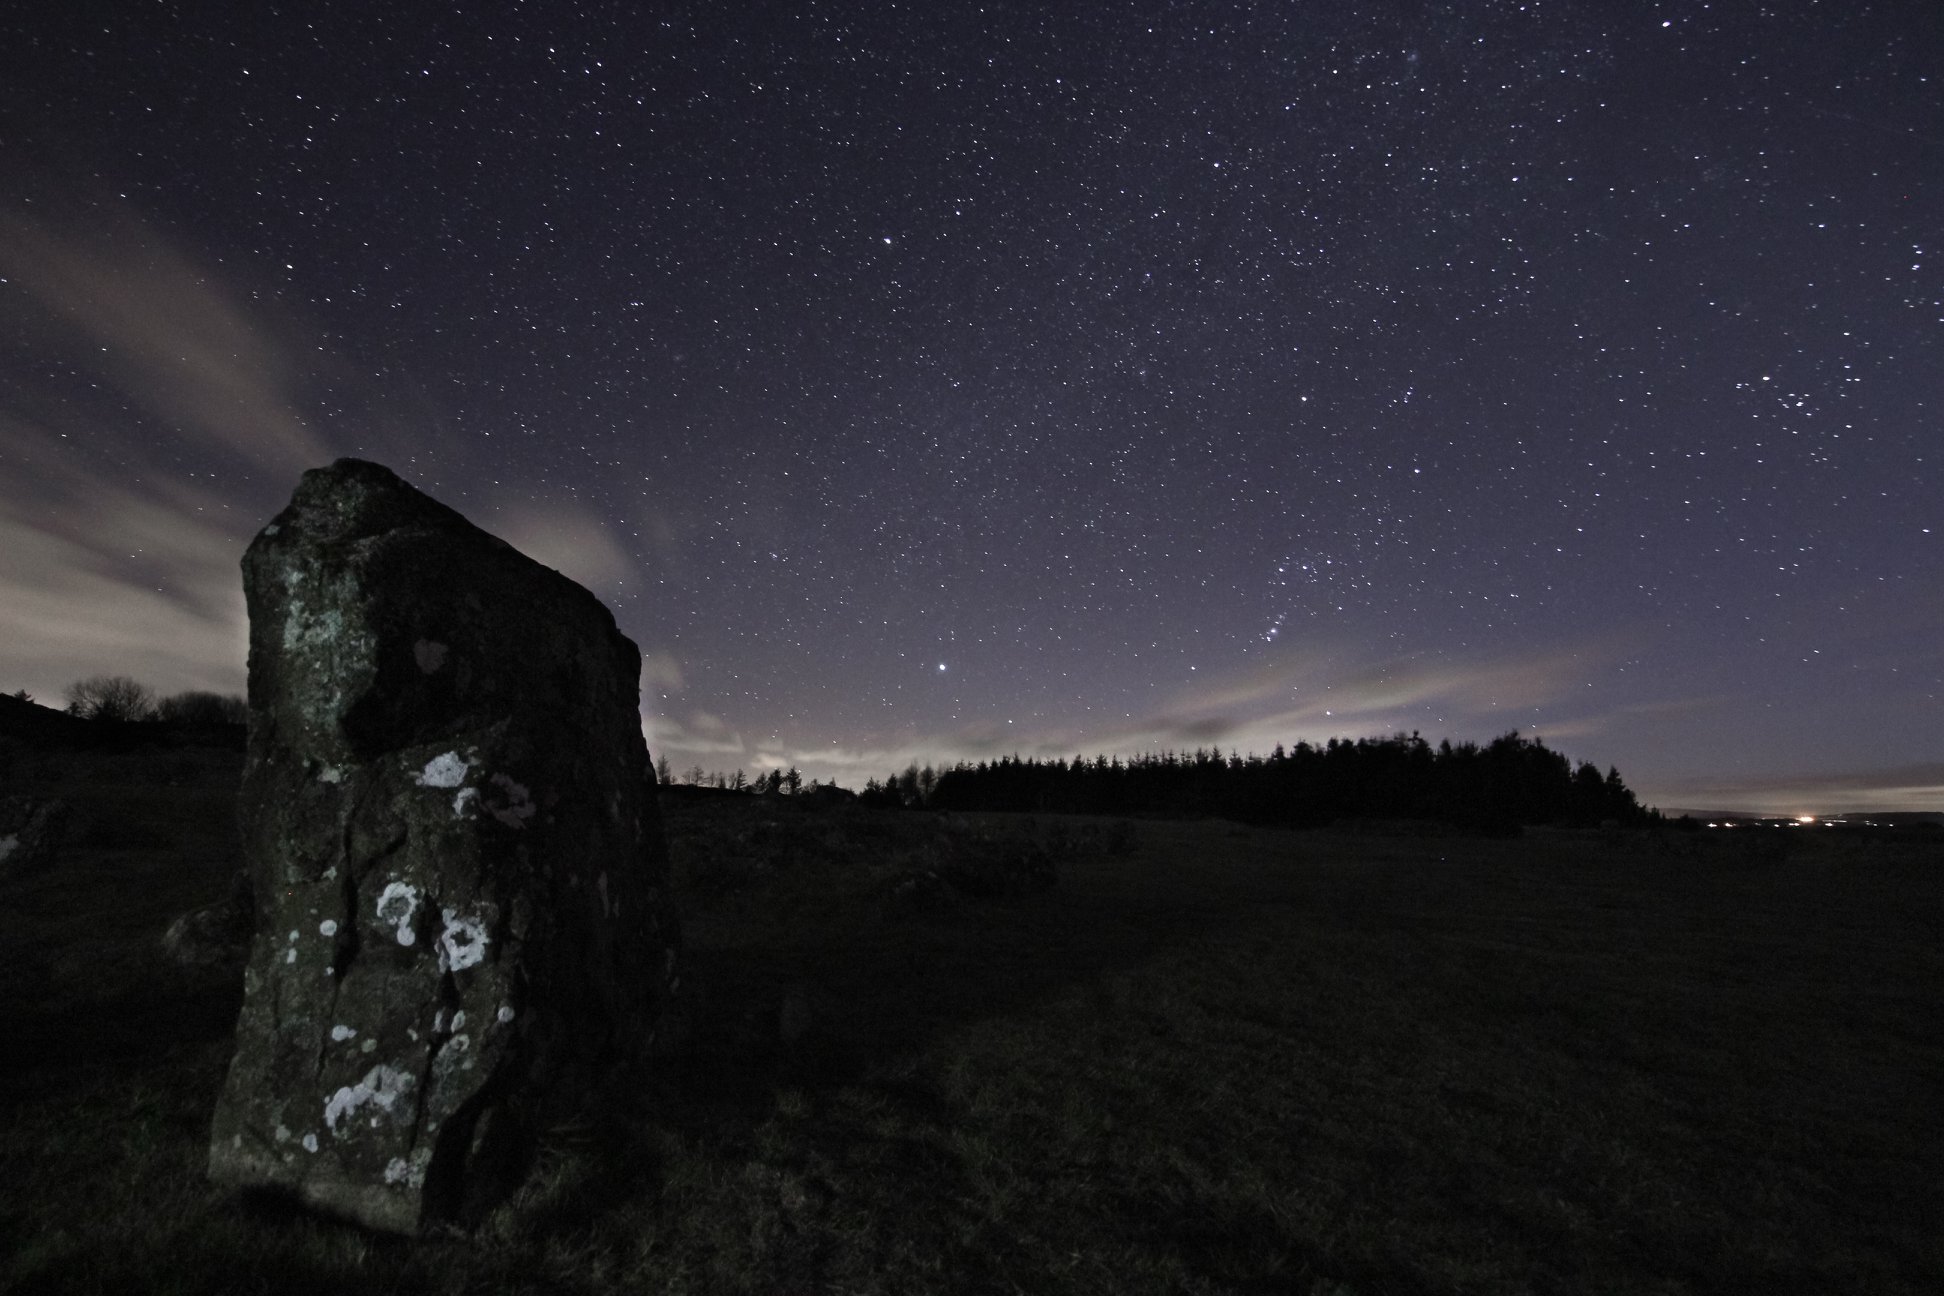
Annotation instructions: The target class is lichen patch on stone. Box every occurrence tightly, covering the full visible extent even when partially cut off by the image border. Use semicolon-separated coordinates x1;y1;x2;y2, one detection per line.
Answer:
438;908;489;972
331;1025;357;1042
324;1064;416;1133
382;1148;432;1190
375;881;420;945
320;919;339;937
416;751;474;789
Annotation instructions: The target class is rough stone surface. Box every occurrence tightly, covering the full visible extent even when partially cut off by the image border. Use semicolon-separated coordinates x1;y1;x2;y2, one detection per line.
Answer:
0;796;70;880
207;458;679;1234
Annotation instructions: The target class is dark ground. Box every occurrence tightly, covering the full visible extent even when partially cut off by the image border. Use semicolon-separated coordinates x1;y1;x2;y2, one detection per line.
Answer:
2;728;1939;1295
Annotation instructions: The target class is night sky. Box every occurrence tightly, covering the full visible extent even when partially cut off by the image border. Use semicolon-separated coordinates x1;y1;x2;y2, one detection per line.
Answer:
2;2;1938;814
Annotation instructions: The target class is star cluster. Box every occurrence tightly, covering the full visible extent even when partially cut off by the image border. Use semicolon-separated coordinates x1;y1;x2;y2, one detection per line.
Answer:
1;1;1938;812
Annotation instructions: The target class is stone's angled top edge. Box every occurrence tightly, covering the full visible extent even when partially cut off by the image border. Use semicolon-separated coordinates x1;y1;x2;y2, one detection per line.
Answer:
248;458;491;557
327;456;398;475
317;457;407;488
243;459;641;654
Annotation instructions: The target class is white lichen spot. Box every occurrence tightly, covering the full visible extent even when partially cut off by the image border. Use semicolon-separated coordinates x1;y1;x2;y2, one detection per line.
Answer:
285;948;297;965
415;751;473;790
446;1034;470;1055
375;881;420;945
450;1010;467;1032
361;1038;377;1053
452;786;478;818
319;919;338;937
263;523;280;536
432;1008;446;1034
438;908;489;972
323;1064;416;1132
302;1132;318;1153
0;835;17;864
413;639;449;674
319;766;343;785
486;773;536;828
384;1156;411;1184
496;1004;515;1025
330;1025;357;1042
288;930;299;943
408;1027;419;1041
275;1124;291;1144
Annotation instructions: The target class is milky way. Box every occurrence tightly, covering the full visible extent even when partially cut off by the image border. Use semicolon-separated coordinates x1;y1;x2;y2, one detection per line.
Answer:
1;2;1937;812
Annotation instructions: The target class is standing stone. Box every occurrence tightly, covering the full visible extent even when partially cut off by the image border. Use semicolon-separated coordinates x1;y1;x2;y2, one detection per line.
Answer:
208;459;679;1234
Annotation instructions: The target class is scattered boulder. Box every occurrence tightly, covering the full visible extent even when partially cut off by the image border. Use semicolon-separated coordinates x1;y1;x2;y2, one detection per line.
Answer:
161;871;254;971
207;459;680;1235
0;796;70;880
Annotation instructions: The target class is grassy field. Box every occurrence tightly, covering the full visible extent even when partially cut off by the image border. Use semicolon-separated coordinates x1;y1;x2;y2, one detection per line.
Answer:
1;746;1938;1294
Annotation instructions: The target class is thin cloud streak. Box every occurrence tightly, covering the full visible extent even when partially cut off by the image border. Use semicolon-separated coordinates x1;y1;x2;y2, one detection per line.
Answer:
1668;764;1944;815
493;495;644;595
0;468;250;702
724;645;1631;791
0;202;333;476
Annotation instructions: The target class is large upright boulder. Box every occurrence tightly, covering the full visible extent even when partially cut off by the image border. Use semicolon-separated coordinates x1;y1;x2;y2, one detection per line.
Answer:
208;459;679;1233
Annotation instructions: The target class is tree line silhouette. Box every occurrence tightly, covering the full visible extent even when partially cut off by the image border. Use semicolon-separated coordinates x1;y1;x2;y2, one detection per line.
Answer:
14;676;247;726
28;678;1651;831
861;731;1653;833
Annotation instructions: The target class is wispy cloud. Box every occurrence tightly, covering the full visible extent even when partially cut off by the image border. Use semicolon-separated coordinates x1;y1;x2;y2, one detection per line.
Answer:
718;643;1626;789
1665;763;1944;815
0;200;334;476
644;711;750;761
0;424;251;699
0;188;356;700
492;495;643;594
641;652;686;692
